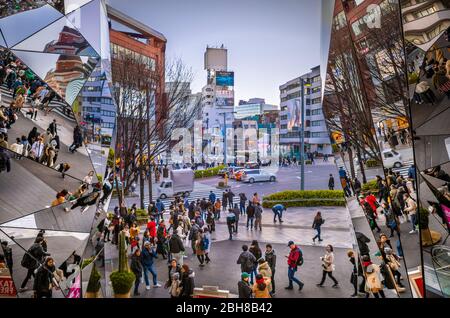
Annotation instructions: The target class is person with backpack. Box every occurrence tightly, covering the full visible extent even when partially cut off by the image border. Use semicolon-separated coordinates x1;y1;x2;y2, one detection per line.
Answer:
237;244;256;277
317;245;339;288
285;241;304;291
188;220;200;254
20;237;50;291
168;233;185;266
226;210;236;240
312;211;325;243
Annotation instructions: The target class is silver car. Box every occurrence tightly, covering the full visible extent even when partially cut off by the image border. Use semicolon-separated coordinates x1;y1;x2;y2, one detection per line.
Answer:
241;169;276;183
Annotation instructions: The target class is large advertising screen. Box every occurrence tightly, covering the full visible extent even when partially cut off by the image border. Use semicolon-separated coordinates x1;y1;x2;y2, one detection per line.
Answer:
216;71;234;86
216;89;234;106
286;99;301;131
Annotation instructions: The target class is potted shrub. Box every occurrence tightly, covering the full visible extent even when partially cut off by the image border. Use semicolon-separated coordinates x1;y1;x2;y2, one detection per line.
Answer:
419;207;441;247
109;232;135;298
135;209;149;225
85;263;102;298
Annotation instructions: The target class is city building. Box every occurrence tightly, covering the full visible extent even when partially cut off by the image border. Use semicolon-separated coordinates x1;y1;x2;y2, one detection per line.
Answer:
77;5;166;144
279;66;331;159
201;46;235;161
401;0;450;51
234;98;279;119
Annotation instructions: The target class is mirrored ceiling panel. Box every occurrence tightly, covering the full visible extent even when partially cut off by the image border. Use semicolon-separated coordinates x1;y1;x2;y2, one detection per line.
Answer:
66;0;102;61
11;49;98;106
12;15;99;58
65;0;93;15
0;4;62;48
0;227;89;298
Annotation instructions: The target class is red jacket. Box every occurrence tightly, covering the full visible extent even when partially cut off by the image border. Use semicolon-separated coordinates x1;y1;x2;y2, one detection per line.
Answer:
147;221;157;237
365;195;378;214
287;246;300;268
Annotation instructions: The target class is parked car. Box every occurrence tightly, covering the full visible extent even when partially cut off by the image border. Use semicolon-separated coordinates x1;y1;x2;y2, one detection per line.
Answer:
241;169;276;184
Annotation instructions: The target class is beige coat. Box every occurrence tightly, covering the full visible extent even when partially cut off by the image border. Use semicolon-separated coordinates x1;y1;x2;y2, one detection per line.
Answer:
365;264;383;292
322;252;335;272
257;261;273;292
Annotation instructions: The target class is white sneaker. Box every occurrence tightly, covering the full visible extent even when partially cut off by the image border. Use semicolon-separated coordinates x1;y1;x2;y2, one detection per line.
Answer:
145;285;150;290
409;229;417;234
153;283;162;288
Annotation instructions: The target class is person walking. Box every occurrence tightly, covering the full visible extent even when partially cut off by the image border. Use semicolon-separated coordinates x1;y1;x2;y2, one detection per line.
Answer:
141;241;161;290
232;203;240;233
285;241;304;291
254;202;263;231
130;249;143;296
328;174;335;190
238;272;252;298
265;244;276;295
381;202;400;238
203;228;211;264
209;191;216;204
226;210;236;240
20;237;50;291
237;245;256;277
363;256;385;298
316;245;339;288
69;125;83;153
239;193;247;215
222;190;229;212
272;204;285;223
214;198;221;220
188;220;200;253
312;211;325;243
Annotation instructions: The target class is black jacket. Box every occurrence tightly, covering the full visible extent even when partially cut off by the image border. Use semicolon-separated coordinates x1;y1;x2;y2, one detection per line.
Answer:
130;254;143;276
169;234;185;253
237;251;256;273
238;280;252;298
265;250;276;272
33;265;54;293
180;270;195;298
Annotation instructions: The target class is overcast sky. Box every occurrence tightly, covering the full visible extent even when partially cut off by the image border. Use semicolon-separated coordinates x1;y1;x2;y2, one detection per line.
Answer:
107;0;321;105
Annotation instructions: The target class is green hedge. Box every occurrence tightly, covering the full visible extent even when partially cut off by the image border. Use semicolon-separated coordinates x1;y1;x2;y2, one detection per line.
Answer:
361;179;379;194
365;159;380;168
262;190;346;208
194;165;225;179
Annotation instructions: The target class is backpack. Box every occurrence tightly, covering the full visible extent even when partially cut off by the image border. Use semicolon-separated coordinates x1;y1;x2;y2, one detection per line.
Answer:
21;247;38;270
226;214;236;223
201;237;209;251
296;248;304;266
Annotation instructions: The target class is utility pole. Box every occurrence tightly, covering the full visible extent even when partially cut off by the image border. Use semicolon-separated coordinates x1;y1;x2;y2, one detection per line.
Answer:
299;78;310;191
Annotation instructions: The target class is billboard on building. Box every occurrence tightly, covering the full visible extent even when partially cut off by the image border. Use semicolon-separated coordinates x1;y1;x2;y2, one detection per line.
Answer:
286;99;301;131
215;89;234;106
205;48;227;71
216;71;234;86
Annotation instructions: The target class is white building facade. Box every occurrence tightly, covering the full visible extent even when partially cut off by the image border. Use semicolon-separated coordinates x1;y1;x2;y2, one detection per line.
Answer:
279;65;332;159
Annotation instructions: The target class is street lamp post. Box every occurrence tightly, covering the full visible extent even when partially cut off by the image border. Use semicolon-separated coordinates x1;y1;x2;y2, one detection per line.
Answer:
299;78;311;191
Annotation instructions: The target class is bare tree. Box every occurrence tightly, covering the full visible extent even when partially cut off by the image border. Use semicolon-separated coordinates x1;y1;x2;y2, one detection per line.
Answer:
112;53;201;209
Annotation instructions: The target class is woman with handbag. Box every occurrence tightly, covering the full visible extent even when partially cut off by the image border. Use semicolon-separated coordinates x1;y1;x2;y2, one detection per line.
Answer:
33;257;56;298
363;258;385;298
381;202;400;238
316;245;339;288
